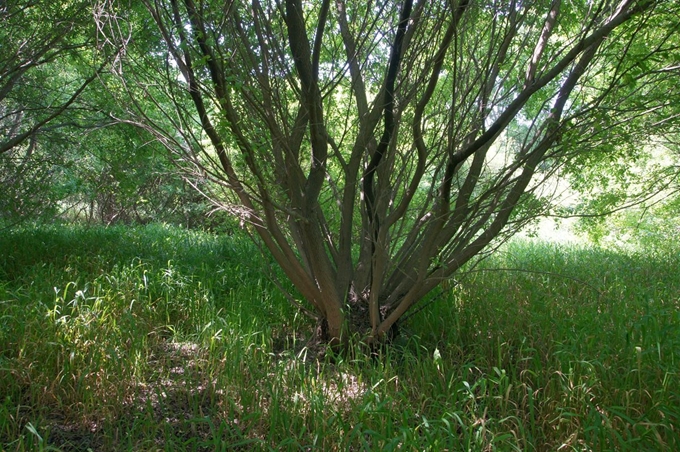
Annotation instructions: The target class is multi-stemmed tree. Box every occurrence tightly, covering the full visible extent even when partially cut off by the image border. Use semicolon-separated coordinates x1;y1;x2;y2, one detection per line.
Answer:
103;0;679;345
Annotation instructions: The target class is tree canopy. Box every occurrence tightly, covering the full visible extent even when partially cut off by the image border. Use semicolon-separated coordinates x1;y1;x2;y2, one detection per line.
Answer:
0;1;113;154
0;1;112;218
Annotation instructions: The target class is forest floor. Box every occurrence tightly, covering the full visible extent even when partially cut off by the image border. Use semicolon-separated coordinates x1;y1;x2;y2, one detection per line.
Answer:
1;223;678;451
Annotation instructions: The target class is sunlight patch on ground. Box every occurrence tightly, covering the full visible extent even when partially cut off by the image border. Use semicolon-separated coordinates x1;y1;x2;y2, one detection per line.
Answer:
273;350;368;416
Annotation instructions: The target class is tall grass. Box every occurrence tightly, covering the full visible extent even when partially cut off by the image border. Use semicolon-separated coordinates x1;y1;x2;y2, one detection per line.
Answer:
0;224;678;451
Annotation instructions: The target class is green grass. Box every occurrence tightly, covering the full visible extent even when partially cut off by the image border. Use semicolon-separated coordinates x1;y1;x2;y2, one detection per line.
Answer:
0;224;678;451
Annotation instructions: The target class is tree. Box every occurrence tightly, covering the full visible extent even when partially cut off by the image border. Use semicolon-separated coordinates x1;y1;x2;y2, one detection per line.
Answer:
0;1;118;154
103;0;679;345
0;1;120;221
558;7;680;238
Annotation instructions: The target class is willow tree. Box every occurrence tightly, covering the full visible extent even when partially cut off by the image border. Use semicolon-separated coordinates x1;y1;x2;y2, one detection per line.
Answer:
105;0;677;344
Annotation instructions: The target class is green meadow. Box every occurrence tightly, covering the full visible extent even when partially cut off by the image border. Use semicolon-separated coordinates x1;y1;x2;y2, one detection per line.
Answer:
1;224;678;451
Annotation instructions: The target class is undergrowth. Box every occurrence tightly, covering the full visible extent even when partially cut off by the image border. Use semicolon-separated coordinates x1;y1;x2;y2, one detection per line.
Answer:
0;223;678;451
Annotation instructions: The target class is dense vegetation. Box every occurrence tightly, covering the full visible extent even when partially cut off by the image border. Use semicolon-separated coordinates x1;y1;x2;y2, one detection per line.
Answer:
2;1;680;449
1;224;678;450
4;0;680;344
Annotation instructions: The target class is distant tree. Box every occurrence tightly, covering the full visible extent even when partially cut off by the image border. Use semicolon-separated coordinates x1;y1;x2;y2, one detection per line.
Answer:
0;1;117;220
0;1;117;154
103;0;679;345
